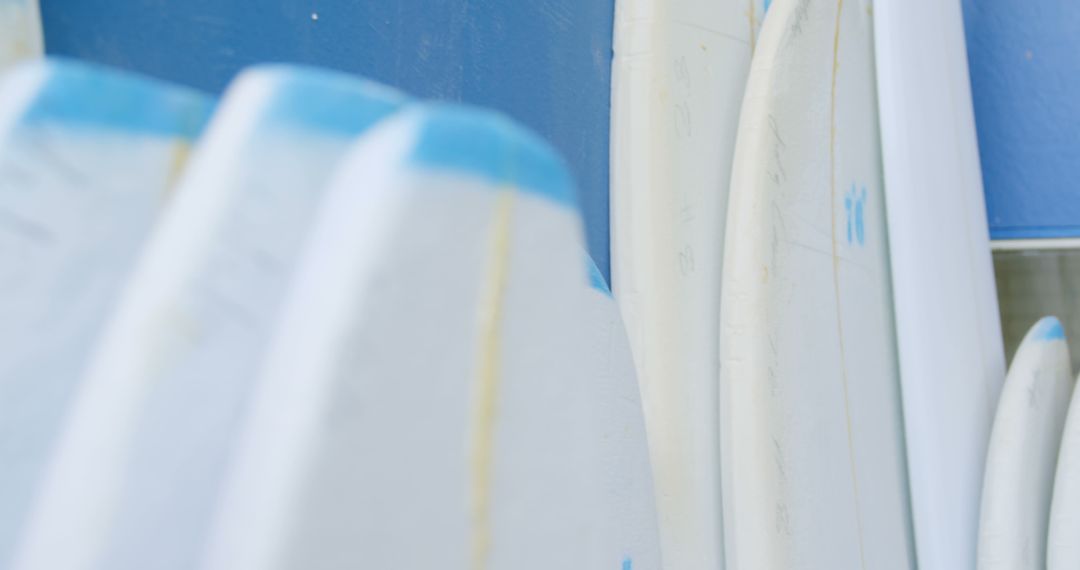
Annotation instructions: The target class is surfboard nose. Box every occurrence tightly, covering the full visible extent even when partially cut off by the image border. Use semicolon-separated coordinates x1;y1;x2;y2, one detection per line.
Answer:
1030;316;1067;343
406;105;581;213
9;58;212;138
251;65;407;137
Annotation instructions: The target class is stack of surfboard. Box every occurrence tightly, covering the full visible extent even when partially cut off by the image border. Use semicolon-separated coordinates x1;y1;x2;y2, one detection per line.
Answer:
1;0;1073;569
978;316;1074;570
609;0;1008;569
0;58;661;569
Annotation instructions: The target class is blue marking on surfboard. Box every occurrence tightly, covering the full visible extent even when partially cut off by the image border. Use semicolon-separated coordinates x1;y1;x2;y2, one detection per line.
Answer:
844;184;867;246
1033;317;1066;342
587;254;612;296
17;59;213;139
409;105;580;210
764;0;772;12
845;190;852;244
622;558;632;570
259;65;406;136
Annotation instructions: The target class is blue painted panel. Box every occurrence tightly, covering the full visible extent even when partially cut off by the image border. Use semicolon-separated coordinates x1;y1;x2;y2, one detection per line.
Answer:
963;0;1080;240
38;0;613;277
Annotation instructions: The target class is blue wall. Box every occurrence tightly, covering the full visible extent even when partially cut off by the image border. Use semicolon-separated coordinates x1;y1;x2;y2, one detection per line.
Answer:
40;0;615;278
40;0;1080;276
964;0;1080;240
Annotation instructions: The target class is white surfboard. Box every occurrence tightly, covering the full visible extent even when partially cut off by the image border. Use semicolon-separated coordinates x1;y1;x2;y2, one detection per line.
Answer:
0;59;211;566
978;317;1072;570
609;0;766;566
0;0;43;71
581;257;662;570
12;67;405;570
874;2;1007;568
202;106;660;570
1049;370;1080;569
719;0;914;567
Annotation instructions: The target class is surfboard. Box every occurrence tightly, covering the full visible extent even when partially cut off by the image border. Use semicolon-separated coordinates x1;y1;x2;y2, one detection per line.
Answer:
0;0;43;71
609;1;766;566
11;67;404;570
718;0;914;567
874;2;1007;567
581;257;662;570
0;59;211;567
1049;369;1080;569
978;317;1072;570
201;106;660;570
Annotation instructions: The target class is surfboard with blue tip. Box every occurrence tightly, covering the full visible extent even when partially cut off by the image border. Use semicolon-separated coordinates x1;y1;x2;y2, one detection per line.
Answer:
202;105;658;570
0;0;43;71
0;58;212;568
978;316;1074;570
12;65;405;570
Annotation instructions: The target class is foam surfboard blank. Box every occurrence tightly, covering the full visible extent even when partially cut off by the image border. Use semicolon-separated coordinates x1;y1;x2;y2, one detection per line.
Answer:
202;106;660;570
12;66;404;570
719;0;914;567
874;2;1007;567
609;1;766;566
0;59;212;566
1050;369;1080;569
978;317;1073;570
0;0;43;71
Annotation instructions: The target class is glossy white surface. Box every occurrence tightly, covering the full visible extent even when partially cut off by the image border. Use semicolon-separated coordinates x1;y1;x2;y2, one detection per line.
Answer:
875;1;1008;567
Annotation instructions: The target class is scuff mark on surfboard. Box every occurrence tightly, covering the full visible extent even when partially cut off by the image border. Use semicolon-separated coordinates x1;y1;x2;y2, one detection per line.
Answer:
469;189;515;570
784;0;812;44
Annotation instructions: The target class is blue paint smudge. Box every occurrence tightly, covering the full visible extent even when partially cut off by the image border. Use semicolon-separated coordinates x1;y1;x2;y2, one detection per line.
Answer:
410;104;580;210
18;58;213;139
844;184;867;246
855;186;866;245
587;254;612;296
259;65;405;137
622;558;632;570
764;0;772;12
1033;316;1066;341
845;190;853;244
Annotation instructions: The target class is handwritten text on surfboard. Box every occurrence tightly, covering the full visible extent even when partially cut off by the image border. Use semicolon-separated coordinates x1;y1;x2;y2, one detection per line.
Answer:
845;184;867;246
